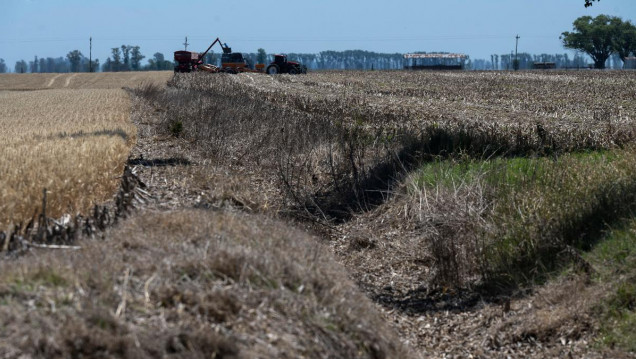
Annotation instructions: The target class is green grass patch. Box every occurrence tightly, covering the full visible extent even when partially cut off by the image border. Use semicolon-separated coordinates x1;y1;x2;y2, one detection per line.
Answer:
3;267;70;293
411;155;549;191
409;149;636;286
29;268;69;287
585;220;636;352
411;150;619;194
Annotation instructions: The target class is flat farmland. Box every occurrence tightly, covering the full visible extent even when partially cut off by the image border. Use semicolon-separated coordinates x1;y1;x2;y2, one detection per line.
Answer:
0;71;172;90
233;70;636;152
157;70;636;355
0;71;171;227
2;69;636;358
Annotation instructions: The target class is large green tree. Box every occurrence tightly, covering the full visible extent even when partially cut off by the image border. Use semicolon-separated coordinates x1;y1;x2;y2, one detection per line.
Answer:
561;15;621;69
613;20;636;63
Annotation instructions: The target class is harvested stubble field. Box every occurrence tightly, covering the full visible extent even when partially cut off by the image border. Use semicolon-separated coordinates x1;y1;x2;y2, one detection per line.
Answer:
0;71;172;91
137;70;636;357
2;69;636;358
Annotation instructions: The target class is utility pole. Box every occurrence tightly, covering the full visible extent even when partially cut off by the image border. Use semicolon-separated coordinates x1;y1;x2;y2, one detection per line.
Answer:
514;34;520;70
183;36;189;51
89;37;92;72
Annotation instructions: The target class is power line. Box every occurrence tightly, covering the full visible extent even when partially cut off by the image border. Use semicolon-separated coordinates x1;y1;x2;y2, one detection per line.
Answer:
0;34;572;44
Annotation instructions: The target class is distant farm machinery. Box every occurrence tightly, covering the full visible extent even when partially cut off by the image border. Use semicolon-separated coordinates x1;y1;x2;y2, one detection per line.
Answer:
174;37;306;75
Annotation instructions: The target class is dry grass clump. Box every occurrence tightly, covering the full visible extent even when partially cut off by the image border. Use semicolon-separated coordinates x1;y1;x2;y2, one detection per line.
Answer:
0;210;413;359
0;89;136;227
150;74;361;219
0;71;172;90
159;71;636;223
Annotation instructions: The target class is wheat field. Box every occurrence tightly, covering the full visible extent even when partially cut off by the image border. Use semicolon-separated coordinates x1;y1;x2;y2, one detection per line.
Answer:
0;72;171;227
0;71;172;90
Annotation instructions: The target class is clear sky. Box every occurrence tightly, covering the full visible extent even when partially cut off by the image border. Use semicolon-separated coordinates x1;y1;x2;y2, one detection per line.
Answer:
0;0;634;70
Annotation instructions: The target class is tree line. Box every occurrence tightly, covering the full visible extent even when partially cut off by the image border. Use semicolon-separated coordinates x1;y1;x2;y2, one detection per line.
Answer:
0;44;174;74
1;14;633;74
101;45;172;71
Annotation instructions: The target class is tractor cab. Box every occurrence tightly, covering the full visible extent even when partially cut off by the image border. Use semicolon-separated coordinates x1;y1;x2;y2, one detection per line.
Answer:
274;54;288;65
266;54;305;74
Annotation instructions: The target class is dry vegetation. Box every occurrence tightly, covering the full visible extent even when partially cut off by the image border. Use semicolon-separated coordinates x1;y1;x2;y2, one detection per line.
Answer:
1;71;414;359
0;210;412;358
135;70;636;356
0;88;136;227
2;69;636;358
0;71;172;90
0;72;173;228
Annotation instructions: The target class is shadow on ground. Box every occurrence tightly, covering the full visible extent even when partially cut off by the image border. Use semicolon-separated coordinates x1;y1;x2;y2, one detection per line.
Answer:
127;157;192;167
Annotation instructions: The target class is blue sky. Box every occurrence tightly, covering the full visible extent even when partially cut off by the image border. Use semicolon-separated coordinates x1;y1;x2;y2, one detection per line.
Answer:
0;0;634;70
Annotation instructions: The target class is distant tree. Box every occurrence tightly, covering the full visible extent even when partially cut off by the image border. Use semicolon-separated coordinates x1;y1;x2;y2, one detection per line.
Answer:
130;46;144;71
111;47;122;71
0;59;7;73
83;58;99;72
46;58;54;72
561;15;622;69
38;57;46;72
613;20;636;65
30;56;39;73
121;45;131;71
145;52;173;70
14;60;27;73
102;58;113;72
67;50;83;72
257;48;267;64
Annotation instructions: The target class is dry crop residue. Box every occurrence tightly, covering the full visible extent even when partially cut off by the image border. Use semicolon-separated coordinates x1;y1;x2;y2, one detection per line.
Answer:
0;72;173;226
0;71;172;90
0;88;135;227
3;70;635;358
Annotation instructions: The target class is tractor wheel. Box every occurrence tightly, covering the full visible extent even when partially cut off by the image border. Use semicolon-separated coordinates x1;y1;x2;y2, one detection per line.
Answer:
266;65;279;75
288;67;298;75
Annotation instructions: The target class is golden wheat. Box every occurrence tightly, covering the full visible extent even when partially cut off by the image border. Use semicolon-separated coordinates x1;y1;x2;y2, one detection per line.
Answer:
0;88;136;227
0;71;172;90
